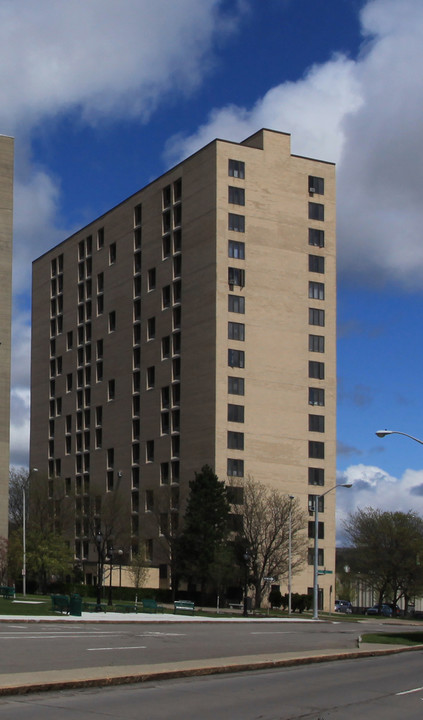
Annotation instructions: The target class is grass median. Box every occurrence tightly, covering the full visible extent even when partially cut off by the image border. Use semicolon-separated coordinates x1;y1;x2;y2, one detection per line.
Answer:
362;631;423;646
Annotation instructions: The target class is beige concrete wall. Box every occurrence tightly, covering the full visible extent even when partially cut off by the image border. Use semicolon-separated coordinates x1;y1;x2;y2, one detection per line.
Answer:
0;136;13;540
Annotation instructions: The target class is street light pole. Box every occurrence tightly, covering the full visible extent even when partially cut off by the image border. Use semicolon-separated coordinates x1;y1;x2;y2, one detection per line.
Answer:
313;483;352;621
288;495;294;615
95;531;104;611
108;547;114;607
22;488;26;597
376;429;423;445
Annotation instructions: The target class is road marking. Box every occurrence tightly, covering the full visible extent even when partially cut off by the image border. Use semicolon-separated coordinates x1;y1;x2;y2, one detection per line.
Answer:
138;632;185;637
250;632;293;635
87;646;147;651
0;632;123;639
396;686;423;695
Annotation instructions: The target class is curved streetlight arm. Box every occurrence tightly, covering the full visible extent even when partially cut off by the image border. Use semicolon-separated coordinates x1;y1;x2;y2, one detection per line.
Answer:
376;430;423;446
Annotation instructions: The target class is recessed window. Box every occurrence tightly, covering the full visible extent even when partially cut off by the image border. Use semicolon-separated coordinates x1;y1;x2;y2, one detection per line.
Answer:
162;285;171;308
309;228;325;247
134;203;142;226
309;308;325;327
309;415;325;432
228;295;245;314
108;379;115;400
308;548;324;566
228;349;245;368
309;334;325;353
173;204;182;227
162;336;170;359
66;373;73;392
228;159;245;179
228;376;245;395
309;282;324;300
145;490;154;512
67;331;73;350
161;386;170;409
227;431;244;450
309;202;324;221
146;366;155;389
309;467;324;486
161;412;170;434
309;255;325;273
309;361;325;379
228;267;245;287
97;228;104;250
162;211;171;234
227;459;244;477
228;322;245;341
309;387;325;406
228;213;245;233
228;186;245;206
173;254;182;278
162;186;171;208
108;311;116;332
309;176;324;195
308;521;324;539
134;229;142;251
146;440;154;463
228;240;245;259
309;441;324;459
308;495;324;513
162;235;171;259
109;242;116;264
160;462;170;485
148;268;156;291
228;404;244;423
147;317;156;340
173;178;182;202
173;228;182;253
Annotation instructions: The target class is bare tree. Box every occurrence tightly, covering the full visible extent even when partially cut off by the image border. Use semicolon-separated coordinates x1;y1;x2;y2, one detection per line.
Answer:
237;477;307;608
9;467;30;532
128;545;149;602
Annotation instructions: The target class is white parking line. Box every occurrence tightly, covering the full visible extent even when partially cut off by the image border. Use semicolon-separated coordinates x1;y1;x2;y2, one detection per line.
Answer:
87;646;147;651
396;686;423;695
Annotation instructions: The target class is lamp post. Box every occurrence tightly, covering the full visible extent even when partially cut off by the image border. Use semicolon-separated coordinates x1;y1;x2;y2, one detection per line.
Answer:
117;549;123;588
23;468;38;597
243;550;250;617
376;429;423;445
288;494;294;615
107;547;114;607
313;483;352;620
95;531;104;611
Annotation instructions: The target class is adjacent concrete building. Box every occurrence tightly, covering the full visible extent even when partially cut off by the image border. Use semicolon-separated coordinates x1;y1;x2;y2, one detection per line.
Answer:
0;135;13;540
30;129;336;607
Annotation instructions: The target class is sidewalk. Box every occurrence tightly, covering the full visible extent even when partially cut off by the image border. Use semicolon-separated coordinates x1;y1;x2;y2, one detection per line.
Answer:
0;612;418;696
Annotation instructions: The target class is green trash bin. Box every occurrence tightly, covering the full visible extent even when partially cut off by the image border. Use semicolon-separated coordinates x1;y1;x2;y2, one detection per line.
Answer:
69;593;82;617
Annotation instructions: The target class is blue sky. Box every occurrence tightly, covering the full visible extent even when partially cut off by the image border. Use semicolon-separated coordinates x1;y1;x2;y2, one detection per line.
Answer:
3;0;423;536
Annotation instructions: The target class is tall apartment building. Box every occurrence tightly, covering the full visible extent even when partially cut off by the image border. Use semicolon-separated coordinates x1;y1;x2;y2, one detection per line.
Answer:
31;129;336;607
0;136;13;540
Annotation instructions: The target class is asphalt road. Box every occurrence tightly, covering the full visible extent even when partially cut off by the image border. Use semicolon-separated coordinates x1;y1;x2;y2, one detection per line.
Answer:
0;651;423;719
0;618;414;674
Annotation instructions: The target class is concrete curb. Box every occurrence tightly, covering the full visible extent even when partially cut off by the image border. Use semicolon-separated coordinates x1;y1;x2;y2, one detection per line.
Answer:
0;644;420;697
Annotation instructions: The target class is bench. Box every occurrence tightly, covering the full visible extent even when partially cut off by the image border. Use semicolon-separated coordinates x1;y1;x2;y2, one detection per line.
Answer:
51;594;70;614
0;586;15;599
142;598;164;613
228;602;243;610
174;600;195;615
114;603;138;613
82;601;107;613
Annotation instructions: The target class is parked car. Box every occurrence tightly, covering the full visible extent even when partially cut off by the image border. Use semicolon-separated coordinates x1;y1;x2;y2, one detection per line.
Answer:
334;600;353;614
366;603;392;617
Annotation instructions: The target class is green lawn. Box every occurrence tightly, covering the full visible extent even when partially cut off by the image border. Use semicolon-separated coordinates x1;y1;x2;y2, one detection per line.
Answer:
362;631;423;646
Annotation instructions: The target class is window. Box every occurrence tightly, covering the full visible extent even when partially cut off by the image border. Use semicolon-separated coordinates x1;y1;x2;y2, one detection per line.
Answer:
109;243;116;264
309;414;325;432
228;240;245;259
228;295;245;313
67;331;73;350
171;435;180;457
173;228;182;253
309;176;324;195
309;441;324;459
173;306;181;329
162;336;170;359
161;412;170;434
162;185;171;208
148;268;156;291
228;186;245;205
228;376;245;395
309;308;325;326
309;228;325;247
108;311;116;332
227;431;244;450
309;334;325;353
97;272;104;293
172;333;181;355
173;254;182;278
66;373;73;392
228;159;245;179
160;462;169;485
228;322;245;341
146;366;155;389
146;440;154;463
308;521;324;539
228;404;244;422
147;317;156;340
134;203;142;226
173;178;182;202
145;490;154;512
228;267;245;287
161;386;170;409
172;383;180;406
309;202;324;221
309;467;324;486
162;285;171;308
173;204;182;227
309;255;325;273
162;235;171;258
97;228;104;250
162;210;171;234
173;280;181;304
227;459;244;477
309;361;325;379
309;282;325;300
228;349;245;368
228;213;245;232
309;387;325;406
97;295;104;315
308;548;324;566
108;379;115;400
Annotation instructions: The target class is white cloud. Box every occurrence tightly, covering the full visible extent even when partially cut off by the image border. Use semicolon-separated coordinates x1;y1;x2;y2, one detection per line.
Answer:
166;0;423;289
335;463;423;543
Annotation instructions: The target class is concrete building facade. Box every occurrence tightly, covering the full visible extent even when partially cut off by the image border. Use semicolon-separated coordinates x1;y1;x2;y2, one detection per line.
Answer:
0;136;13;540
30;129;336;607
